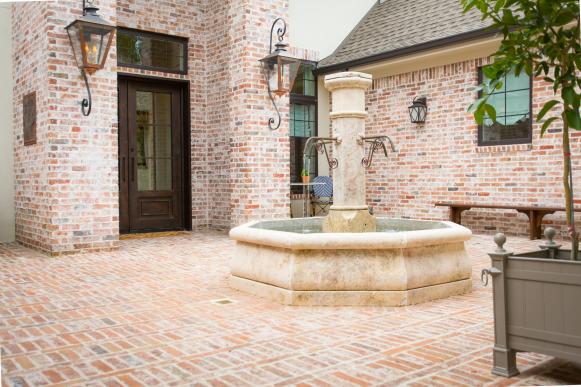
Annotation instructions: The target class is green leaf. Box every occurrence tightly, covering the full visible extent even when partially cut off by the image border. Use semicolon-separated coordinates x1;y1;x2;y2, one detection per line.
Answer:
562;87;577;106
554;11;575;26
494;0;506;12
484;104;497;122
502;9;516;24
474;108;485;124
541;117;559;137
537;100;560;121
565;109;581;130
482;65;498;80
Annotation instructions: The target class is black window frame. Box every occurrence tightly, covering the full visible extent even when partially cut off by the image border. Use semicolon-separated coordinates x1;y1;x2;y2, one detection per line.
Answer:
117;27;188;75
290;61;318;194
477;66;533;146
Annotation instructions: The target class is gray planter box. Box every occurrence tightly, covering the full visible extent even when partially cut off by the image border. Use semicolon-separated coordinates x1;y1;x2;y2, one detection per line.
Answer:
484;230;581;377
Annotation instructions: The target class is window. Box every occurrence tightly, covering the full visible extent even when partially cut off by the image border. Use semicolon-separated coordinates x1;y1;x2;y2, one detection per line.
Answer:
290;62;317;193
478;67;532;146
117;28;187;74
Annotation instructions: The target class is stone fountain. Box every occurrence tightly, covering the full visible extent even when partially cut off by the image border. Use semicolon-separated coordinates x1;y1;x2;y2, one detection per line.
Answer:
229;72;472;306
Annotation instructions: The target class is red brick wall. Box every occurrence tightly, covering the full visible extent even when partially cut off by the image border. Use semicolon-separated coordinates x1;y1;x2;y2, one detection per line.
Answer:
117;0;291;229
12;0;292;253
226;0;291;226
13;1;119;254
115;0;209;229
12;2;51;252
365;58;581;238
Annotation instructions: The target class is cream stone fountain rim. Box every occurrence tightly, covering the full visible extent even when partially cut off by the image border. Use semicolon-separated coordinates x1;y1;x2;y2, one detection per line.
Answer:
228;71;473;306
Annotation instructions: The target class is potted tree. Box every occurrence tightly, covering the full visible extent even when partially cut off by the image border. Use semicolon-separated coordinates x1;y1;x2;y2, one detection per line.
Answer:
463;0;581;377
463;0;580;260
301;168;310;184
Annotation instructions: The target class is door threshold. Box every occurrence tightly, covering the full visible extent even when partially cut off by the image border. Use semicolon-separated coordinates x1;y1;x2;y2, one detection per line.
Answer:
120;230;190;240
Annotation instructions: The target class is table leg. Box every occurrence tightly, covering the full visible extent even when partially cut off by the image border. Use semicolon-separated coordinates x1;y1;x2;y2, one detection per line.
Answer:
450;207;470;224
517;210;555;240
303;184;307;218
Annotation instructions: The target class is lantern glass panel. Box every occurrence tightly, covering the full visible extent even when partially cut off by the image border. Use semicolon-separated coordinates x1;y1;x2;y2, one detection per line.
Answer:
82;25;113;67
66;23;83;69
67;20;113;71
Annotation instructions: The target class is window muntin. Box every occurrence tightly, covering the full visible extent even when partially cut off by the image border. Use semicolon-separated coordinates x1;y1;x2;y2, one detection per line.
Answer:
478;67;532;146
290;62;317;193
117;29;187;74
290;103;316;138
291;63;316;97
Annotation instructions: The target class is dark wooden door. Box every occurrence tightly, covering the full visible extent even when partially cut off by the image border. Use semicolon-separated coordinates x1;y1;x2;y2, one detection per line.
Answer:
119;79;184;233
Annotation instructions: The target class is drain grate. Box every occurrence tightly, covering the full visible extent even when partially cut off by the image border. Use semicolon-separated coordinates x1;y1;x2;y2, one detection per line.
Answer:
211;298;237;305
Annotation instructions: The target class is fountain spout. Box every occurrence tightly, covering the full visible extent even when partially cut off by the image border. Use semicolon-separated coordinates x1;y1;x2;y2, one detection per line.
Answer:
359;135;397;168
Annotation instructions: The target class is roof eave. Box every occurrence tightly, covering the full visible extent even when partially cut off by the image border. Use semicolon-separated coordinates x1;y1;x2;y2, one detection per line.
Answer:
316;27;499;75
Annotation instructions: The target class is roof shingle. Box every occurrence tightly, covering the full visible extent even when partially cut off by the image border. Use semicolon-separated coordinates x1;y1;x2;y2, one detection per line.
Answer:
318;0;491;70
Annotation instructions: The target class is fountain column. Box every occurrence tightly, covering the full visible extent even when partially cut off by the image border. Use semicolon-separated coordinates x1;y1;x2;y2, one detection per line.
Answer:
323;72;376;233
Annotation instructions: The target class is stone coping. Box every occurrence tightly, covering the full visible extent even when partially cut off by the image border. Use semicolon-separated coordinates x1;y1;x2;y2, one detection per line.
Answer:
229;218;472;250
324;71;373;91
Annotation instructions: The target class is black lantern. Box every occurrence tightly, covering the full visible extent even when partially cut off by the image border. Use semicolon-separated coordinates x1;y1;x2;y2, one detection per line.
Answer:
259;18;301;130
66;0;115;116
408;96;428;124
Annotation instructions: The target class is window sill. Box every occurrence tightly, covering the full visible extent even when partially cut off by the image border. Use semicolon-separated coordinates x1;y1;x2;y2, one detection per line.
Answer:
475;143;532;153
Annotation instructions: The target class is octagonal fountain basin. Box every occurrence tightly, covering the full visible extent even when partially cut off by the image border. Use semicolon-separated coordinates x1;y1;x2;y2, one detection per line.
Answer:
229;217;473;306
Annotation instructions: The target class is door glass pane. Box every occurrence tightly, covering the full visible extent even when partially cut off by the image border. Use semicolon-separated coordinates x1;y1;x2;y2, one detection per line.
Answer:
136;91;153;125
156;158;172;191
155;126;172;158
137;124;154;160
137;158;154;191
154;93;171;125
136;119;154;191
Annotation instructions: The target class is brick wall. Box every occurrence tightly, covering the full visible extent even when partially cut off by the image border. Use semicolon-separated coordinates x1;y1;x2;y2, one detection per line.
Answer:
115;0;209;229
12;2;51;252
365;58;581;238
13;1;119;254
12;0;292;253
226;0;291;226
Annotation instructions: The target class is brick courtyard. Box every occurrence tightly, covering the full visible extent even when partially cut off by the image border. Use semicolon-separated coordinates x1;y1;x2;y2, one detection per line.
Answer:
1;232;580;386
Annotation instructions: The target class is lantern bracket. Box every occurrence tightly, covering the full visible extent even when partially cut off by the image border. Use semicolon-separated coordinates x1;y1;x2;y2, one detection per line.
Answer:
269;18;287;55
359;135;397;169
80;69;92;116
82;0;95;15
262;18;288;130
264;79;281;130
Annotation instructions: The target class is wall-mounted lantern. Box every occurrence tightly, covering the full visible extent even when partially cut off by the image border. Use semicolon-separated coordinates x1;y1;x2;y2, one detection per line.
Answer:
259;18;301;130
408;96;428;124
66;0;115;116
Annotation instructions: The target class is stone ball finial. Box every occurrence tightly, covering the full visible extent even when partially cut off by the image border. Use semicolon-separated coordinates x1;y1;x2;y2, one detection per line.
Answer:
544;227;557;245
494;233;507;252
544;227;556;240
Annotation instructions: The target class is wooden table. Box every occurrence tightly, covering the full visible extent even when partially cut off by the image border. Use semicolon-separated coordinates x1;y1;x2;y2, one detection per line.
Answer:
435;201;581;240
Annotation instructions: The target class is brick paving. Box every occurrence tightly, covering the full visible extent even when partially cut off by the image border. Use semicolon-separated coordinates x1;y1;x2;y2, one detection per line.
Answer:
1;231;580;386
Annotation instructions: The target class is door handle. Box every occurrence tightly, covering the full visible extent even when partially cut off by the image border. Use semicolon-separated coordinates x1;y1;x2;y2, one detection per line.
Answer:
131;157;136;182
481;267;501;286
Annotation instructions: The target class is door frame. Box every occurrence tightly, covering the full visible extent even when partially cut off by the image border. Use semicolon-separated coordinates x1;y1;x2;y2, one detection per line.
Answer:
118;74;192;233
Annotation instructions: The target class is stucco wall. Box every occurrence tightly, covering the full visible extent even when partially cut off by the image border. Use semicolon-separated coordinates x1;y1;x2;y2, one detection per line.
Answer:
0;4;14;243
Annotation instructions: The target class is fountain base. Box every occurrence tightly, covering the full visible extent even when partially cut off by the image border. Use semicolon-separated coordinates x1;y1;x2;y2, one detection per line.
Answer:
229;218;472;306
322;207;376;233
